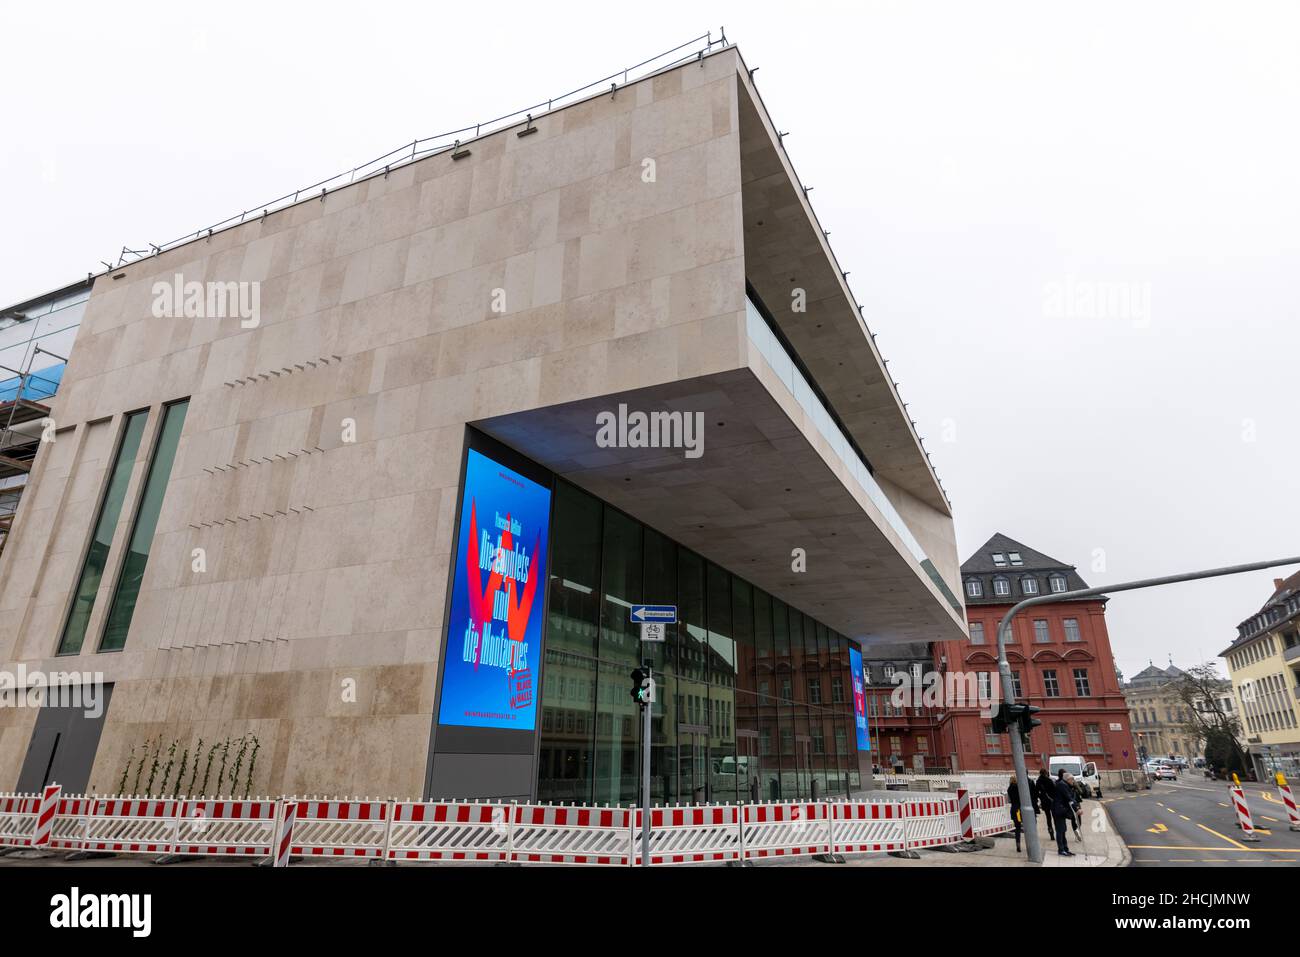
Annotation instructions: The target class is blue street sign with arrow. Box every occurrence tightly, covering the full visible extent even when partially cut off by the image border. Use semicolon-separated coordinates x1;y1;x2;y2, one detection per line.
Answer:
630;604;677;624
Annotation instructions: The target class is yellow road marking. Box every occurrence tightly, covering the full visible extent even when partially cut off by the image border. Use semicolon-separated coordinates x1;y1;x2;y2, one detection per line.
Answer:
1126;844;1300;852
1179;815;1190;821
1198;823;1249;850
1147;823;1169;834
1263;816;1280;823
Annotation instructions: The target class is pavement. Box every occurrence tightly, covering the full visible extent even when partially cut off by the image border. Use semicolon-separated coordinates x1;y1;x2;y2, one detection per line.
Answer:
1104;775;1300;866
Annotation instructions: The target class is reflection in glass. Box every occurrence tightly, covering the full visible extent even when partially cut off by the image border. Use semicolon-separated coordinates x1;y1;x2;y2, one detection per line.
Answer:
536;480;865;805
100;400;189;652
57;411;147;655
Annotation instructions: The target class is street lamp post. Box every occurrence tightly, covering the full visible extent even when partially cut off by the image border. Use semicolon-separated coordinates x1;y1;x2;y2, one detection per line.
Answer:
997;554;1300;864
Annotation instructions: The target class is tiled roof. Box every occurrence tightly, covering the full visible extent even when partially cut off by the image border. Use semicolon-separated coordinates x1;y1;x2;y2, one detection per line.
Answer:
959;532;1092;606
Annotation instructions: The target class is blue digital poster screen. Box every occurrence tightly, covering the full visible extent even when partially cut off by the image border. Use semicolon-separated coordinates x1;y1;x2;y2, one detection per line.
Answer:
437;448;551;731
850;646;871;751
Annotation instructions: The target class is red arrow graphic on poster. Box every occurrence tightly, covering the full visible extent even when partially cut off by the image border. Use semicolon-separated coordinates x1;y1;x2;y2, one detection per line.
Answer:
464;500;540;672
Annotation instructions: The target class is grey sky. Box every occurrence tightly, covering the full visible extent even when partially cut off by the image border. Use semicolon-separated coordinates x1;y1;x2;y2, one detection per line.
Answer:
3;1;1296;678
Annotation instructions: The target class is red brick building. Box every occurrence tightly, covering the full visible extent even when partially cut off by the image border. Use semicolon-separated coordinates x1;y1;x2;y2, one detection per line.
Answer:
931;534;1137;772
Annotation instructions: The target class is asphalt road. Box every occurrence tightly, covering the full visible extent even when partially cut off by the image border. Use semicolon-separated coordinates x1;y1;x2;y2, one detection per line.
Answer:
1104;775;1300;866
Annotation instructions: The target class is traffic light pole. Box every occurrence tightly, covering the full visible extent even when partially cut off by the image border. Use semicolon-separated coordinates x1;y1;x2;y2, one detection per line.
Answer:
640;662;652;867
996;553;1300;864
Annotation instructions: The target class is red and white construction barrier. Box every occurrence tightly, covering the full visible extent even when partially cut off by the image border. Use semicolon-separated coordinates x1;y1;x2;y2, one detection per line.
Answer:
1230;784;1260;842
956;788;973;840
386;801;512;862
0;793;41;847
274;800;297;868
287;799;389;860
829;800;907;854
79;797;179;855
48;796;96;851
903;796;962;849
740;801;829;860
1276;775;1300;832
970;793;1014;838
33;785;61;847
634;805;742;865
172;799;277;857
512;804;632;865
0;789;1017;865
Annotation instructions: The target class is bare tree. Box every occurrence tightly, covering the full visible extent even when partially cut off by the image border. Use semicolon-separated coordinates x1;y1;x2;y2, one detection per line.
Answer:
1171;663;1246;776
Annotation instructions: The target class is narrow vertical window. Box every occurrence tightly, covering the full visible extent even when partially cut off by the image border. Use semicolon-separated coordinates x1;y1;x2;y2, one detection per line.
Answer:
99;399;189;652
57;411;149;655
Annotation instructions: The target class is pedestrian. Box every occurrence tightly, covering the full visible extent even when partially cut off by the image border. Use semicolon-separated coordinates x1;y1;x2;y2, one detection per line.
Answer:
1051;769;1076;856
1064;772;1083;839
1035;767;1055;841
1007;776;1025;852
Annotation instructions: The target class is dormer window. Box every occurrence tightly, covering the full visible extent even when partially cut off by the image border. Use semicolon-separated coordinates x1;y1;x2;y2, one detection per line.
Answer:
993;577;1010;597
1021;577;1039;595
1008;552;1023;566
1050;574;1067;593
992;553;1007;567
965;579;983;598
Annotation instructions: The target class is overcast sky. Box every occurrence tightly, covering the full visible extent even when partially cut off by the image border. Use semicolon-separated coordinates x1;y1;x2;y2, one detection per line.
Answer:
4;1;1296;678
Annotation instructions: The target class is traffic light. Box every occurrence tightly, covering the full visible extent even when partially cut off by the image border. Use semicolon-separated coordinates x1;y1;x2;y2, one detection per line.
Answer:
991;703;1013;734
993;702;1042;735
1015;703;1042;734
630;667;654;706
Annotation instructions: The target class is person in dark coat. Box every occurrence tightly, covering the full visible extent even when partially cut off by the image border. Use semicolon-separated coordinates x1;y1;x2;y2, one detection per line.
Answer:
1035;768;1056;840
1007;776;1024;852
1065;773;1083;839
1051;769;1077;856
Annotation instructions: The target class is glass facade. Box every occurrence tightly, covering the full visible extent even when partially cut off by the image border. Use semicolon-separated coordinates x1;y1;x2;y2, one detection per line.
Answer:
56;410;149;655
537;480;864;805
100;399;189;652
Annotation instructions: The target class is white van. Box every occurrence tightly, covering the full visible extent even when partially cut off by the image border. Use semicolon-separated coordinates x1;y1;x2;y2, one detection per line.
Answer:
1048;756;1102;798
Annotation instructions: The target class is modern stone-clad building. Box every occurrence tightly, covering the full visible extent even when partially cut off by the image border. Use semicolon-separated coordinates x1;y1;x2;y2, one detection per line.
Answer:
0;42;965;803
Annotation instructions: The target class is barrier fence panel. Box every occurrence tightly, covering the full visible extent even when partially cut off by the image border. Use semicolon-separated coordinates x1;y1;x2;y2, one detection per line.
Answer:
511;804;633;865
2;789;1012;863
829;801;907;854
740;802;829;860
636;805;742;865
81;799;180;855
0;793;39;848
970;793;1014;837
903;797;962;849
387;802;513;863
289;799;390;859
48;797;96;851
171;799;278;858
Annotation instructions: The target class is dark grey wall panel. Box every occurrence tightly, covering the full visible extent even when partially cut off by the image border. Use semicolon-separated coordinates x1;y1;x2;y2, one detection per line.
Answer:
16;684;114;793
